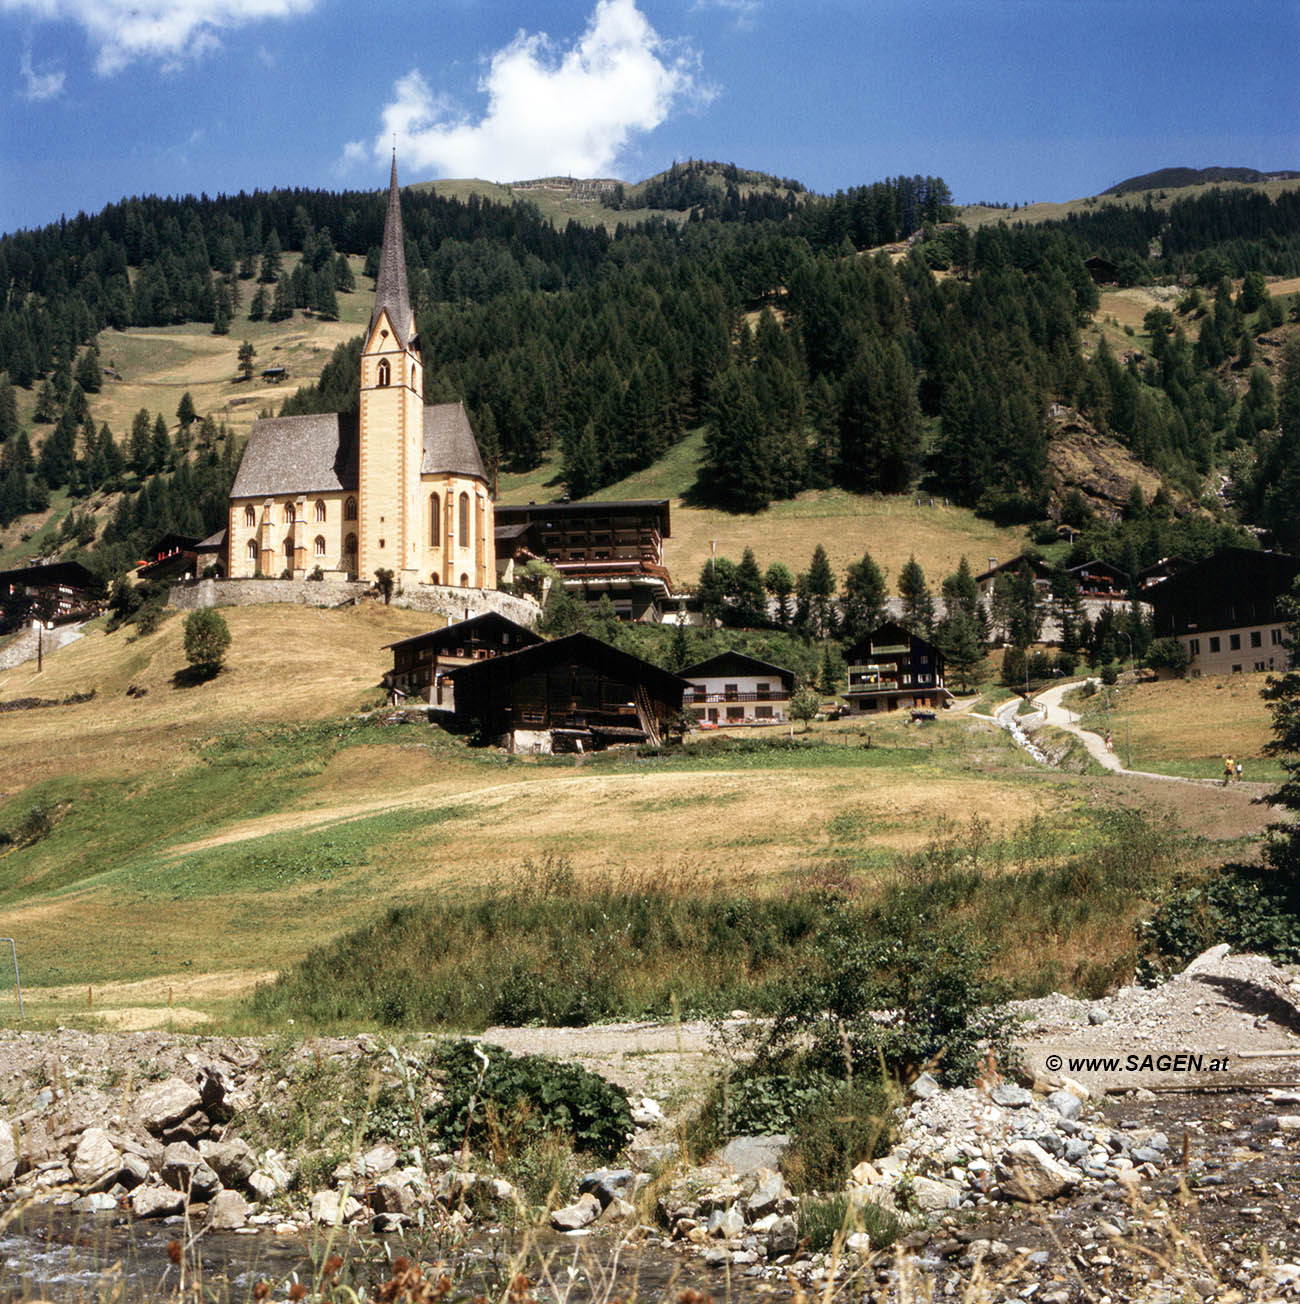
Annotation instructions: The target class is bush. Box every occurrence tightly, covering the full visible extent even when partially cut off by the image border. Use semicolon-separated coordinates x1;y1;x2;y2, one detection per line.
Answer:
1146;637;1189;677
797;1192;901;1253
780;1080;897;1192
183;607;231;675
428;1041;632;1161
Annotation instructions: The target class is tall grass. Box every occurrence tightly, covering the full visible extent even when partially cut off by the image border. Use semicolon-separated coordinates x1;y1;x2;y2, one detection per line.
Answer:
246;806;1181;1032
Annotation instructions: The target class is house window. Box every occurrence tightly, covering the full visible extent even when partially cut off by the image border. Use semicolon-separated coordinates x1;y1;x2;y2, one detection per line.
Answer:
1209;636;1221;653
429;494;440;545
283;539;294;560
246;539;258;561
1230;633;1241;651
1231;664;1242;673
1273;628;1284;645
459;492;470;547
724;683;738;701
243;504;256;527
755;706;772;720
344;497;357;521
315;500;326;522
377;358;390;387
1188;638;1200;657
314;535;325;557
1251;630;1262;648
344;533;357;555
1254;661;1266;672
756;683;770;696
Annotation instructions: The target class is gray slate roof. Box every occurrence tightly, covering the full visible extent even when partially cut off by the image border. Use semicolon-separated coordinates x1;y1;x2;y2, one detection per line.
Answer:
230;413;359;498
423;402;487;480
370;156;412;348
232;403;486;499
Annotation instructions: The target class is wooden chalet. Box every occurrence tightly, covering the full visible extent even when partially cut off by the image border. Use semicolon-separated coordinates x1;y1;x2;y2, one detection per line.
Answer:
842;621;947;714
383;612;542;708
679;650;796;726
0;561;103;630
1147;547;1298;677
446;632;687;752
1136;555;1188;591
136;534;201;582
1068;559;1130;602
974;555;1053;601
493;519;543;588
494;500;673;621
1084;256;1120;286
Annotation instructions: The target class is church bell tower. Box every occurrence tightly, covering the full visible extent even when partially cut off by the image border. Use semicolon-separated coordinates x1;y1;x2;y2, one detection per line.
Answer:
357;155;424;586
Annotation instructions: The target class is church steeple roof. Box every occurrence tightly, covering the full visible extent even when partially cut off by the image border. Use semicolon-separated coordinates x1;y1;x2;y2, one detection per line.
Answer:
370;154;412;348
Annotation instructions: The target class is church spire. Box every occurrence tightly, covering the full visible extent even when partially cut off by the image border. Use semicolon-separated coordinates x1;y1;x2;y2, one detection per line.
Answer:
370;153;412;347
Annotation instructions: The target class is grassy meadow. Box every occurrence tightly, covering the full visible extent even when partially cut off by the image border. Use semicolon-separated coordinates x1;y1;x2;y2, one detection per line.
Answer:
0;603;1275;1034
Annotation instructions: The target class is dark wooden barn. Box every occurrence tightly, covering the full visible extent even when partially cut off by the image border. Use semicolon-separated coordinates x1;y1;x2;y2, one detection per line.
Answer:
446;633;687;751
383;612;543;707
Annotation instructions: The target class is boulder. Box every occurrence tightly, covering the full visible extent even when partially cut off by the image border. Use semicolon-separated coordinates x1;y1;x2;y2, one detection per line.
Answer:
767;1215;798;1259
551;1192;602;1231
131;1184;186;1218
311;1190;364;1225
71;1128;123;1191
372;1175;419;1216
745;1167;785;1219
718;1135;789;1176
706;1204;745;1239
998;1140;1080;1203
579;1168;636;1207
631;1097;666;1127
0;1121;16;1185
909;1175;962;1211
1046;1091;1082;1121
358;1143;399;1177
198;1138;257;1188
991;1084;1033;1108
120;1153;152;1189
207;1190;250;1231
161;1141;220;1199
72;1192;118;1213
135;1078;203;1135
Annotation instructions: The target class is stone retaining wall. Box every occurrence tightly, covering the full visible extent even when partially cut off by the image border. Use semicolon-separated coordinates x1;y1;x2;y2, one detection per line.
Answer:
167;578;540;628
0;623;84;671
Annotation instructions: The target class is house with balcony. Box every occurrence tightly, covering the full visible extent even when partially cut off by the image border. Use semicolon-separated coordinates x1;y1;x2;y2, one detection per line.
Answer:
493;499;673;621
842;621;948;713
679;651;796;726
383;612;543;709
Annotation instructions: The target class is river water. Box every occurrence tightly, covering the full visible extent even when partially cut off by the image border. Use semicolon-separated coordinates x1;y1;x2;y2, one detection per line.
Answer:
1;1207;785;1302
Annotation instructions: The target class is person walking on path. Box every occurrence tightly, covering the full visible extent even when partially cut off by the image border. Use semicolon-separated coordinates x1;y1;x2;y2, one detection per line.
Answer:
1224;755;1235;785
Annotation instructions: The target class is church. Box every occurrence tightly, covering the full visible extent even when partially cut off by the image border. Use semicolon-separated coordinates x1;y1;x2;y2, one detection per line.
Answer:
225;160;495;590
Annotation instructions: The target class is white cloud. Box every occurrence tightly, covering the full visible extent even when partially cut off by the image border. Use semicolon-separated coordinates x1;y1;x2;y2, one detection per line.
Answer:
0;0;318;75
18;46;65;100
692;0;760;29
364;0;711;182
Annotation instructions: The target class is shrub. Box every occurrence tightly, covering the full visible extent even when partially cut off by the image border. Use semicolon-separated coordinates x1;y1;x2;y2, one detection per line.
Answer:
183;607;231;675
1146;637;1189;677
307;566;324;581
780;1080;898;1193
428;1041;632;1161
797;1193;901;1253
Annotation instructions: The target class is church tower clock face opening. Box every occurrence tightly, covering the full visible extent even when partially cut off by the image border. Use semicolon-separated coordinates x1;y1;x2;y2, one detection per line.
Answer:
227;158;495;590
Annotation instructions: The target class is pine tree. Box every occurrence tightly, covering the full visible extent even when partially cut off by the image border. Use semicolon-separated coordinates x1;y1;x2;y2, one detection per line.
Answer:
841;550;888;647
248;285;267;322
149;413;171;473
935;607;984;692
733;548;768;628
74;344;102;394
0;375;18;443
237;341;256;382
177;392;196;431
803;544;837;639
897;556;935;636
259;230;283;284
764;562;795;628
669;618;691;672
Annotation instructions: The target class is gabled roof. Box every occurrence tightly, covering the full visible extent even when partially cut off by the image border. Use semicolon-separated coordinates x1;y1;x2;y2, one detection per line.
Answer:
679;650;797;685
370;155;412;349
446;632;688;700
231;413;359;499
423;402;487;481
0;561;101;592
975;554;1052;584
196;528;227;552
383;612;542;653
844;620;940;661
495;499;672;536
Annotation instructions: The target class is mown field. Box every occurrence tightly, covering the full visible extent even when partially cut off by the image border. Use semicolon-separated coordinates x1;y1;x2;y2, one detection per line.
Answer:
0;604;1275;1034
1066;674;1284;783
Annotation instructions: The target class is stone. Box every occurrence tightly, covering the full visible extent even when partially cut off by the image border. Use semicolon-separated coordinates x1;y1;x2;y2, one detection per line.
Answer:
1146;1131;1170;1152
745;1167;785;1218
910;1176;962;1211
599;1196;636;1223
909;1072;941;1100
1063;1138;1089;1164
579;1167;636;1207
358;1143;399;1177
161;1142;220;1199
372;1176;417;1216
72;1192;118;1213
0;1121;16;1185
630;1097;666;1127
71;1128;122;1190
717;1135;789;1175
845;1231;872;1255
310;1190;363;1225
767;1215;798;1259
131;1184;185;1218
707;1204;745;1239
991;1084;1034;1108
1046;1090;1082;1121
550;1192;602;1232
207;1190;250;1230
488;1177;515;1202
702;1247;729;1267
1087;1007;1109;1025
120;1153;152;1189
1060;1077;1090;1101
198;1139;257;1188
372;1212;409;1234
135;1078;203;1135
848;1160;881;1190
1131;1147;1166;1165
1181;943;1231;974
162;1111;212;1144
999;1140;1080;1202
197;1067;234;1119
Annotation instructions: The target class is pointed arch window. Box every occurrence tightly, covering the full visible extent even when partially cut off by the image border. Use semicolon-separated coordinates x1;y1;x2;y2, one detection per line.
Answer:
459;492;470;548
377;358;391;387
246;539;258;561
314;500;326;522
284;503;295;524
344;497;357;521
314;535;326;557
244;505;256;527
429;493;440;546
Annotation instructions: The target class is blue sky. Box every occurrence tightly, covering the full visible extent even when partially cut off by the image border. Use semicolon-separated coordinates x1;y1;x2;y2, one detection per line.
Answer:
1;0;1297;235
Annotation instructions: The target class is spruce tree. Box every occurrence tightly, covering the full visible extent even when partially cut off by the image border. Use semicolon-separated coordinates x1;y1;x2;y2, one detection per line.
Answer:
803;544;837;639
733;548;768;628
0;376;17;443
841;550;888;647
897;556;935;635
75;344;102;393
764;562;795;628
